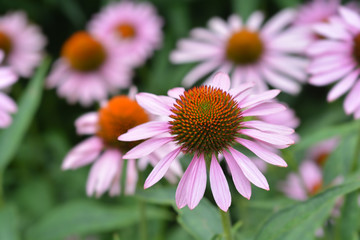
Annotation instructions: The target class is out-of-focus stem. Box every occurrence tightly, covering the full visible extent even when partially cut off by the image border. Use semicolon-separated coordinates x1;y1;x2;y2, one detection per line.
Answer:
220;208;233;240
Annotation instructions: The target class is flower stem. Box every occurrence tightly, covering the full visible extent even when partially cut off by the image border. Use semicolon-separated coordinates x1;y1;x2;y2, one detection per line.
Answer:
351;123;360;172
139;198;148;240
0;169;3;208
219;208;233;240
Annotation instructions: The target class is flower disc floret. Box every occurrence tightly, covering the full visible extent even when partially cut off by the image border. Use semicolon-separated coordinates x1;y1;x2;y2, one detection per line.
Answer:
352;33;360;65
169;85;242;154
226;29;264;65
0;31;12;55
97;96;149;151
116;23;136;39
62;31;106;72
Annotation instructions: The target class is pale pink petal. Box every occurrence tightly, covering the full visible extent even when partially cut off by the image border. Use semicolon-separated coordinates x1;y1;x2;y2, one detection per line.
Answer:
123;137;173;159
262;9;296;37
136;93;172;116
228;147;269;190
75;112;98;135
246;11;264;31
118;121;169;141
237;138;287;167
228;14;242;30
62;137;104;170
313;23;351;40
299;161;322;193
242;102;286;117
144;147;182;188
240;89;281;108
223;151;252;199
306;40;351;56
208;17;230;36
125;159;138;195
229;82;254;99
339;7;360;31
0;92;17;113
261;67;301;95
86;149;122;197
241;120;294;135
210;72;231;91
309;64;355;86
176;155;197;208
210;154;231;211
344;80;360;114
182;60;222;87
167;87;185;99
187;154;207;209
0;111;11;128
0;67;17;89
279;173;307;200
327;70;359;102
240;129;294;146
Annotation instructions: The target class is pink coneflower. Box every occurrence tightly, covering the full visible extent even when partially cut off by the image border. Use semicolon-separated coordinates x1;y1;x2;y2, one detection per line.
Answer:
119;72;295;211
0;11;46;77
307;7;360;118
47;31;132;106
279;138;338;200
0;51;18;128
88;1;163;67
294;0;340;26
62;93;182;197
170;10;310;94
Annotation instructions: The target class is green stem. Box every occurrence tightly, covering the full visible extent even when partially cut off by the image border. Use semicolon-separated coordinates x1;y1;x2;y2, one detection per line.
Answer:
0;169;3;208
139;198;148;240
351;123;360;172
220;208;233;240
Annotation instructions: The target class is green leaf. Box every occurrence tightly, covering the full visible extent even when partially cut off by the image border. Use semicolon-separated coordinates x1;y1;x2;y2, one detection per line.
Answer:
0;205;19;240
337;191;360;240
274;0;300;8
26;199;172;240
255;177;360;240
176;198;223;240
232;0;261;20
0;57;51;170
136;186;176;205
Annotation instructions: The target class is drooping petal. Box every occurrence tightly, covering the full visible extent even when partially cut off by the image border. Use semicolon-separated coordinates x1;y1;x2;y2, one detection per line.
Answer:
241;120;294;135
123;137;173;159
176;154;198;208
228;147;269;190
187;154;207;209
144;147;182;188
240;129;294;146
125;159;138;195
210;154;231;211
118;121;170;141
242;102;286;117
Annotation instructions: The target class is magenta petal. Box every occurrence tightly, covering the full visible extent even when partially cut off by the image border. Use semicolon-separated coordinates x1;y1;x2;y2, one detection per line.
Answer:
144;147;182;188
187;154;207;209
210;154;231;211
228;147;269;190
237;138;287;167
136;93;172;116
118;121;169;141
223;151;252;199
123;137;173;159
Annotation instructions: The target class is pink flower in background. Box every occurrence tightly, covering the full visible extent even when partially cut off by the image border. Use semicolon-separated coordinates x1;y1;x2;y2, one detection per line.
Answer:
47;31;132;106
307;7;360;119
119;72;294;211
279;138;338;200
0;11;46;77
62;93;182;197
170;10;310;94
88;1;163;67
0;51;18;128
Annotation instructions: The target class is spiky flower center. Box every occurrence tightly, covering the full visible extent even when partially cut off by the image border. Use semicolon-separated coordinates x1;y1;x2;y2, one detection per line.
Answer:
97;96;149;152
115;23;136;39
61;31;106;72
352;33;360;65
169;86;242;154
226;29;264;65
0;31;12;56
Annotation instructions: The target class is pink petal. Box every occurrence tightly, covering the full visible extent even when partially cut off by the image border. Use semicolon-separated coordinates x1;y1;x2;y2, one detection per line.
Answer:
144;147;182;188
241;120;294;135
309;64;355;86
62;137;104;170
75;112;98;135
262;9;296;37
136;93;172;116
223;151;252;199
210;154;231;211
118;121;170;141
344;80;360;114
210;72;231;91
261;67;301;95
228;147;269;190
240;89;281;108
0;111;11;128
279;173;307;200
125;159;138;195
0;92;17;113
0;67;17;89
246;11;264;31
299;161;322;193
237;138;287;167
312;23;351;41
167;87;185;99
208;17;230;36
187;154;207;209
339;7;360;31
176;155;197;208
86;149;122;197
182;60;221;87
123;137;173;159
229;82;255;99
242;102;286;117
240;129;294;146
306;40;351;56
327;70;359;102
